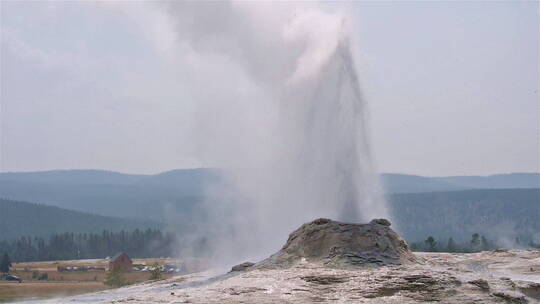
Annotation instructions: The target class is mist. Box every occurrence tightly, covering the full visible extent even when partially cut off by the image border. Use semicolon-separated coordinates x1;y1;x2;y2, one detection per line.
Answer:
157;2;388;264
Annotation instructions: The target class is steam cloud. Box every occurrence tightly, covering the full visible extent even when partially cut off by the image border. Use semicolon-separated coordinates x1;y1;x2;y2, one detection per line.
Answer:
160;2;388;264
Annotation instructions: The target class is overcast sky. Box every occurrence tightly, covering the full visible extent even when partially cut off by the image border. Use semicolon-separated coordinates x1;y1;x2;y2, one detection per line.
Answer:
1;1;538;176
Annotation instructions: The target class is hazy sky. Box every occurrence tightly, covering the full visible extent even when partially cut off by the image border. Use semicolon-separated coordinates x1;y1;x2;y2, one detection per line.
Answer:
1;1;538;176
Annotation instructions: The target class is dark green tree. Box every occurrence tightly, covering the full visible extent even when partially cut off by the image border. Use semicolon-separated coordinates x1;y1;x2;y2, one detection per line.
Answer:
446;237;457;252
104;265;128;287
1;253;12;273
480;236;490;251
470;233;480;251
424;236;437;252
149;263;162;280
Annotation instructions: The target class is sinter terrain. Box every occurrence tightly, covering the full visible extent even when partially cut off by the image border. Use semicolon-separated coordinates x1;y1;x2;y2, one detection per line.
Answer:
18;219;540;304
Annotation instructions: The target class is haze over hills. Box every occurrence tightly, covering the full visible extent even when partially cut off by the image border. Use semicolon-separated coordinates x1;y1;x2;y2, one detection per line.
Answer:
0;198;159;240
0;169;538;219
0;169;219;220
0;168;219;189
0;169;538;243
1;169;538;196
380;172;540;193
0;170;147;185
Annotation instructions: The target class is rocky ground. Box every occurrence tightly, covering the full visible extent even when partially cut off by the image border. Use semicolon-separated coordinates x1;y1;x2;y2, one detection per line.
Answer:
21;249;540;303
20;219;540;303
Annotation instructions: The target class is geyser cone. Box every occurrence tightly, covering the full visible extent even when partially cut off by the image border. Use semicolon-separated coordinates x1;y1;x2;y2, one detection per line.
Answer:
256;218;416;269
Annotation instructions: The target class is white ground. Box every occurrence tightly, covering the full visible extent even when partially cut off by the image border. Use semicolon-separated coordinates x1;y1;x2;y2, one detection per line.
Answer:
19;250;540;303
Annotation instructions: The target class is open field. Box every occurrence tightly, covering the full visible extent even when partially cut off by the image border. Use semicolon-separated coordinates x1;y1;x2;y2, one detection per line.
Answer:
12;257;184;271
0;258;191;302
0;281;109;303
8;269;175;283
9;258;179;282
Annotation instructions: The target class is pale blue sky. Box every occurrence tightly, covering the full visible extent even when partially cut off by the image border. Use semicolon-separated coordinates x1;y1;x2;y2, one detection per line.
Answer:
1;1;538;176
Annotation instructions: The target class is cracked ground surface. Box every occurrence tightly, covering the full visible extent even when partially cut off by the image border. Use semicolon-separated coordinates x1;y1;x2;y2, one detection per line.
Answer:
23;250;540;303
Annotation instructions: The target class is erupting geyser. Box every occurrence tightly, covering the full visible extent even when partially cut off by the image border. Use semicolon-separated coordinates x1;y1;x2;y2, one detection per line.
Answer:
281;40;386;223
223;38;391;258
167;2;389;262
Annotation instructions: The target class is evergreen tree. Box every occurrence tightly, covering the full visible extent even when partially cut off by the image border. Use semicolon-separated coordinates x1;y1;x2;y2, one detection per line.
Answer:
104;264;128;287
149;263;162;280
470;233;480;251
0;228;182;263
424;236;437;252
480;236;490;251
446;237;457;252
0;253;11;273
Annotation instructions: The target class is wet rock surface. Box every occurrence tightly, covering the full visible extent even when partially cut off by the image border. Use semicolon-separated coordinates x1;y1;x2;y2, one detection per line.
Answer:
230;262;255;272
469;278;490;290
257;218;417;269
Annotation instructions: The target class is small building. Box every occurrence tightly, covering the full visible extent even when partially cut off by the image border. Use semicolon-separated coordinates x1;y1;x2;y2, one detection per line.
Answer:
109;253;132;272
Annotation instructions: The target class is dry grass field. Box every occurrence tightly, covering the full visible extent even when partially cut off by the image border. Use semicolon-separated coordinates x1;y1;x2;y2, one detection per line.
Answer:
0;258;185;302
0;281;109;302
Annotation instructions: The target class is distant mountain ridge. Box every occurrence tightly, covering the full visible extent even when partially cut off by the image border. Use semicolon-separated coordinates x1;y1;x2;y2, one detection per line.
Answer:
0;169;219;220
1;168;537;190
0;169;538;221
432;172;540;189
0;198;159;240
0;169;538;244
0;168;218;187
380;172;540;193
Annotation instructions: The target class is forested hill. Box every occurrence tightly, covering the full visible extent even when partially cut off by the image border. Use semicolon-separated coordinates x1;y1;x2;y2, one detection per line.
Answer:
389;188;540;242
0;169;537;220
0;198;160;240
1;170;538;244
1;187;538;250
0;169;218;220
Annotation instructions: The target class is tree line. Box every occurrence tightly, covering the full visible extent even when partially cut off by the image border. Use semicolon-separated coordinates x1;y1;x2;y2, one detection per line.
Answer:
410;233;540;253
3;229;539;264
0;228;179;263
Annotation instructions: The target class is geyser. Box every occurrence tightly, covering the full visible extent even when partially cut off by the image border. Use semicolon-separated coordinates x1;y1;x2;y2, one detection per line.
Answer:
163;2;388;262
256;218;416;269
280;40;385;223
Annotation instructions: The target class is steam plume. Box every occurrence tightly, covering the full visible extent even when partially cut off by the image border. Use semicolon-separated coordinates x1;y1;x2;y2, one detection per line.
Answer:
162;2;388;263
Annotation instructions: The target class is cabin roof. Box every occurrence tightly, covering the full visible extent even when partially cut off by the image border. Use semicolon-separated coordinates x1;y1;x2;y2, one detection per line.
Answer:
111;252;131;262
